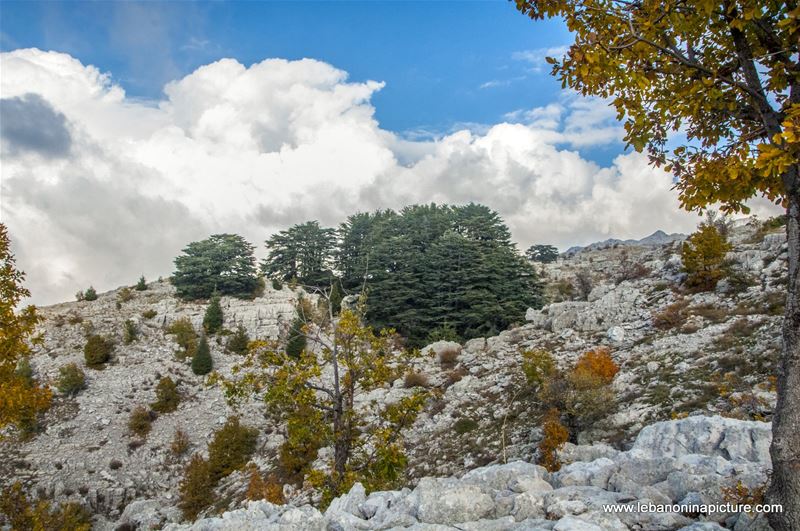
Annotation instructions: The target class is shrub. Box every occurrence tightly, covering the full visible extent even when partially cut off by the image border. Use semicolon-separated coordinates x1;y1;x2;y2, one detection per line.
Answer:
166;317;197;359
171;428;190;456
246;466;285;504
109;459;122;470
203;293;223;334
652;300;689;330
682;224;732;291
192;335;213;376
122;319;138;344
207;417;259;481
521;349;556;388
285;316;306;358
574;270;593;300
84;335;112;368
271;278;283;290
426;323;460;343
83;286;98;301
15;357;34;386
57;363;86;396
453;418;478;434
67;311;83;325
538;409;569;472
0;482;92;531
75;290;85;301
178;454;214;521
117;287;134;303
278;407;325;483
128;406;154;438
437;346;461;368
403;371;430;388
226;325;250;355
152;377;181;413
142;309;157;319
135;275;147;291
573;347;619;385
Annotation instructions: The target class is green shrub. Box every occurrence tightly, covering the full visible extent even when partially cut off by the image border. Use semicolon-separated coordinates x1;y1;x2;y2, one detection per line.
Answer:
142;309;157;319
84;335;112;368
521;349;556;388
271;278;283;290
426;323;460;343
151;377;181;413
453;418;478;434
166;317;197;359
15;358;34;386
178;454;214;521
203;293;223;334
123;319;138;344
226;325;250;355
135;275;147;291
285;316;306;358
57;363;86;396
128;406;154;438
192;335;213;375
83;286;98;301
207;417;259;481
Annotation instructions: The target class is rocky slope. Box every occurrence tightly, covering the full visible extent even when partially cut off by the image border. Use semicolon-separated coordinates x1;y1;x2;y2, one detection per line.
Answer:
0;217;787;530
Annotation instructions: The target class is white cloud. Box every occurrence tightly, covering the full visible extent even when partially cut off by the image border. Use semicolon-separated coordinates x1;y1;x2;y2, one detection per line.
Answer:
0;49;781;305
512;46;570;72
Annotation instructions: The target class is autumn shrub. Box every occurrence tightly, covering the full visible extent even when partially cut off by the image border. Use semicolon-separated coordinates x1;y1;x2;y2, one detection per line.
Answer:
207;417;258;481
652;300;689;330
0;482;91;531
142;309;157;319
171;428;190;456
437;346;461;368
245;465;285;504
151;377;181;413
521;349;556;388
166;317;197;360
538;408;569;472
83;335;113;368
403;371;430;388
535;347;620;440
128;406;154;438
178;454;214;521
573;347;619;385
122;319;138;344
682;224;732;291
57;363;86;396
117;287;134;303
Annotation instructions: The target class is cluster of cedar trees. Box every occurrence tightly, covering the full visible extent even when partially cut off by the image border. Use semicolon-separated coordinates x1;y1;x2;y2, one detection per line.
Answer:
171;203;544;346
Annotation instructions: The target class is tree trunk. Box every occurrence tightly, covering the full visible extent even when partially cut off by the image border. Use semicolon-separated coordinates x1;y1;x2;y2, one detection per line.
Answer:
767;165;800;530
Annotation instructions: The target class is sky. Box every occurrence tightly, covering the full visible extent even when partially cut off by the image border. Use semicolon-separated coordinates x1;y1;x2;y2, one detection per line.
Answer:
0;1;781;305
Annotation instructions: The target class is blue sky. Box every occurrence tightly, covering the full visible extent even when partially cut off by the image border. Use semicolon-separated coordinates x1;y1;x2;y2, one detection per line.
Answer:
0;0;626;164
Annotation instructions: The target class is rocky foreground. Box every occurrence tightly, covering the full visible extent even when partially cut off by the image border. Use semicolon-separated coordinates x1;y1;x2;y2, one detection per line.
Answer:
153;416;771;531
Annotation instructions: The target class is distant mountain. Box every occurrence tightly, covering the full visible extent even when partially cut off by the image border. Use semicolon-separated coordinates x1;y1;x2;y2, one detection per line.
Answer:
565;229;686;255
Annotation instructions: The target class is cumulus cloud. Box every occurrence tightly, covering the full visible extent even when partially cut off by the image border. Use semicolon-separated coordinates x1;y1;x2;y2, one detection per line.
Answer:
0;93;72;157
0;48;779;305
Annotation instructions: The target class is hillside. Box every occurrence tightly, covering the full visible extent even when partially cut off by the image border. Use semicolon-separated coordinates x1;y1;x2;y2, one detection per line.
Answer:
0;217;787;530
